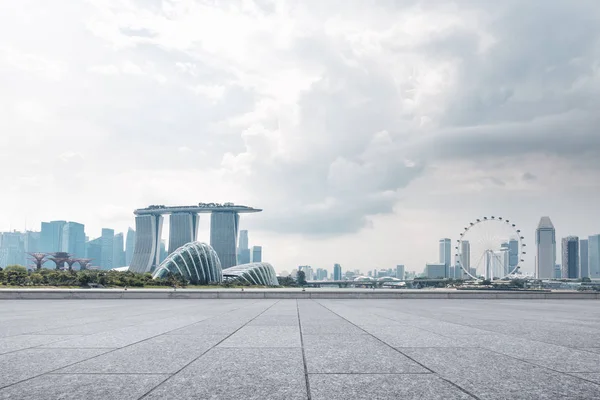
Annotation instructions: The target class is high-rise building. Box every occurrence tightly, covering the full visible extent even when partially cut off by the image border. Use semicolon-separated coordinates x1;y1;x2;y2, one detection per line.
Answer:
333;263;342;280
210;211;240;269
315;268;327;280
459;240;470;277
425;263;446;279
86;237;102;268
508;239;519;273
237;230;250;265
251;246;262;263
100;228;114;270
125;228;135;266
61;222;86;259
589;234;600;279
580;239;589;278
168;212;199;254
239;230;249;250
23;231;41;254
129;214;164;274
439;238;451;278
536;217;556;279
395;265;405;279
113;233;125;268
160;240;168;264
0;232;26;267
562;236;579;279
40;221;66;253
555;264;562;279
454;262;463;279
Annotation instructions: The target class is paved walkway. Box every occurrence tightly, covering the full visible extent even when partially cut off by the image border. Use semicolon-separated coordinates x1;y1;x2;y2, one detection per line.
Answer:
1;299;599;399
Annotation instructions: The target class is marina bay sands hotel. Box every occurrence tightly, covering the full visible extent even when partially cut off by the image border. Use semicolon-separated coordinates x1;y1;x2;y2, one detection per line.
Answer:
129;203;262;273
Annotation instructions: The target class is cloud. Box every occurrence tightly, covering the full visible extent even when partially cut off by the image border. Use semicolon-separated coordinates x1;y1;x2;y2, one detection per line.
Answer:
1;0;600;272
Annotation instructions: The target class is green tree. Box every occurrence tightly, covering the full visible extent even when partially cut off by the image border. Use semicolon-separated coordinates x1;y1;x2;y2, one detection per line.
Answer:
278;276;296;287
296;270;307;286
582;277;592;283
481;279;492;286
30;273;44;286
510;279;525;288
4;265;29;286
4;265;27;273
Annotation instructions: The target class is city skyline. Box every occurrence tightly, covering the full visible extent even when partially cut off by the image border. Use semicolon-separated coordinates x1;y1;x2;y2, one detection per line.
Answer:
2;213;600;276
1;1;600;274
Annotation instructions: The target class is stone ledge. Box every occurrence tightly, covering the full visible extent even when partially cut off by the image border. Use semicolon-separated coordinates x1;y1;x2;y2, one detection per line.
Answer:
0;290;598;300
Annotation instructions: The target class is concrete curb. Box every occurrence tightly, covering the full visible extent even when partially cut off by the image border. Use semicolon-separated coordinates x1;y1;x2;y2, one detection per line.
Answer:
0;290;598;300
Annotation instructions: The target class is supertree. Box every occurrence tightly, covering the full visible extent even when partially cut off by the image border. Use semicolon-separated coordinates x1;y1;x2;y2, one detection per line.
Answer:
76;258;93;270
28;253;48;270
65;259;79;271
48;252;71;270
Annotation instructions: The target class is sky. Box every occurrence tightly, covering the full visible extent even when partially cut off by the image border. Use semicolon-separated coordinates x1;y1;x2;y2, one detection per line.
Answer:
1;0;600;275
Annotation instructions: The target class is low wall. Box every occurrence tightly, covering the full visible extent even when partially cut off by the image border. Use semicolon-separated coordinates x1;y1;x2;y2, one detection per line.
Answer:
0;289;598;300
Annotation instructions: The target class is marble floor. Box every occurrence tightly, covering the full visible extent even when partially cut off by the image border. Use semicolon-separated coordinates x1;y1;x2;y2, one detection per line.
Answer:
1;299;599;399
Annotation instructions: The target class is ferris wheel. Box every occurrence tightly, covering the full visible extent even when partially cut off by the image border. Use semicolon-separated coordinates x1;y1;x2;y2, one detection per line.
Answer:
456;216;526;281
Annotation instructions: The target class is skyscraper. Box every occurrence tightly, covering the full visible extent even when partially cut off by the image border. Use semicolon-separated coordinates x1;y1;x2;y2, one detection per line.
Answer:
86;237;102;267
237;230;250;265
580;239;589;278
40;221;66;253
508;239;519;273
113;233;125;268
315;268;327;280
61;222;86;258
396;265;405;279
562;236;579;279
536;217;556;279
0;232;26;267
439;238;451;278
251;246;262;263
239;230;249;250
23;231;41;254
459;240;470;277
588;234;600;279
333;263;342;280
101;228;114;270
168;212;199;254
125;228;135;266
129;214;164;274
160;240;168;264
210;211;240;269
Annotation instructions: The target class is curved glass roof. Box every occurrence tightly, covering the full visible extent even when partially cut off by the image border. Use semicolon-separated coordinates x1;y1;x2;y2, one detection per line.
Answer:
152;242;222;285
222;262;279;286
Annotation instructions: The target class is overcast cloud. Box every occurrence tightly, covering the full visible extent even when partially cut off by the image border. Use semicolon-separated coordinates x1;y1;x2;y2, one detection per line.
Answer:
1;0;600;274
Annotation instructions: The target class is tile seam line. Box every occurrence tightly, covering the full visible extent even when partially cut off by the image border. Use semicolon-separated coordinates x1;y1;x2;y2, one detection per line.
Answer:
313;300;482;400
332;304;600;385
137;299;281;400
0;302;245;356
0;305;202;340
370;311;600;387
0;300;267;391
371;308;600;353
0;300;239;343
296;299;312;400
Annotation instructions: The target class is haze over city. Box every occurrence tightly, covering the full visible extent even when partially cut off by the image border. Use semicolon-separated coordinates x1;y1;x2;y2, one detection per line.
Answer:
2;0;600;274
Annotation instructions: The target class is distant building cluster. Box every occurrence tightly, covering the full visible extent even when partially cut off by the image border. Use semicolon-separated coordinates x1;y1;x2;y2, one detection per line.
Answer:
535;216;599;280
284;263;412;283
236;230;262;265
0;221;134;270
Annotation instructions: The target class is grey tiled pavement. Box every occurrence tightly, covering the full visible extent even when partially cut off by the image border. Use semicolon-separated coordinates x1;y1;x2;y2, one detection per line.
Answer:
1;299;600;399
